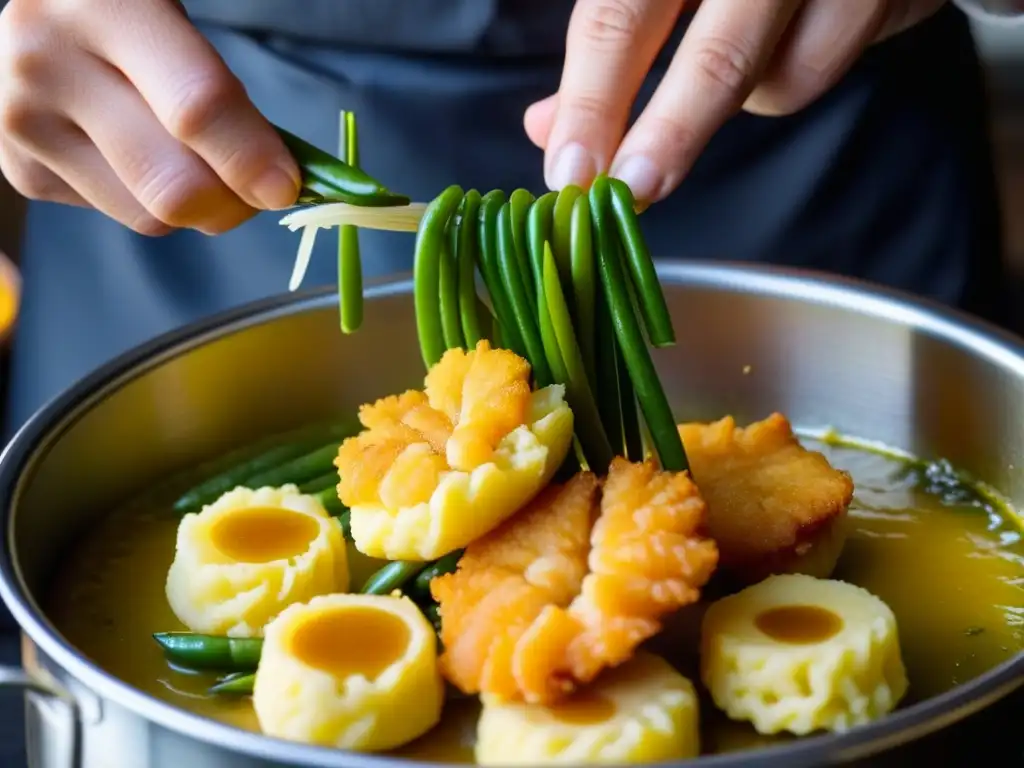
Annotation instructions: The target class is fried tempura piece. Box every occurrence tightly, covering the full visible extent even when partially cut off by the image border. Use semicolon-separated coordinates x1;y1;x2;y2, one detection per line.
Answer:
335;341;574;561
432;459;719;704
678;413;853;585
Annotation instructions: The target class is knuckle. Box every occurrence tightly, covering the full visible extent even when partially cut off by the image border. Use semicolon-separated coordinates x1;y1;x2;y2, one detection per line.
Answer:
0;10;59;88
136;163;208;226
693;36;756;92
0;96;37;137
162;70;242;142
563;91;614;122
641;112;700;165
576;0;642;49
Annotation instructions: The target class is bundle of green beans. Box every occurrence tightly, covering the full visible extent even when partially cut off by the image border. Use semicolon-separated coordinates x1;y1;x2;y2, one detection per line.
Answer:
413;178;688;475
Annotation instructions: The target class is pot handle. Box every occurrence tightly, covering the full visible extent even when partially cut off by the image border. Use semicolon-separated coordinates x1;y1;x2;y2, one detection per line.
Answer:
0;665;82;768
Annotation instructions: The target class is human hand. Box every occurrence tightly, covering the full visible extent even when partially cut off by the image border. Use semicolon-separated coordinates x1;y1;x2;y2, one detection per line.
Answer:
0;0;300;235
525;0;946;205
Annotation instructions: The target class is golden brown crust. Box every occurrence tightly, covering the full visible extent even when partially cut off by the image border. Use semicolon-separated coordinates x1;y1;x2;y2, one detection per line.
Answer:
678;413;853;584
431;460;719;704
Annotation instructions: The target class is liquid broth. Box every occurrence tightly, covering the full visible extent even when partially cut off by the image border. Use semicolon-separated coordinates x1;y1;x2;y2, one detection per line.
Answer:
45;441;1024;761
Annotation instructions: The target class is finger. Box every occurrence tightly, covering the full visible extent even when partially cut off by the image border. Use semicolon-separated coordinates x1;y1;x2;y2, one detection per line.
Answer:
524;93;558;150
79;0;299;211
1;109;171;234
744;0;884;116
0;141;88;209
544;0;686;191
610;0;803;204
66;59;254;234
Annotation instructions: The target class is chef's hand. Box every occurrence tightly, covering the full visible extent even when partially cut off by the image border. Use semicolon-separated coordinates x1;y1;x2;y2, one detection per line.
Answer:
0;0;299;235
526;0;946;204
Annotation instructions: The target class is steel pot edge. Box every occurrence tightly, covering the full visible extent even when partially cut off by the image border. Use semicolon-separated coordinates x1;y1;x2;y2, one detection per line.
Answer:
0;260;1022;767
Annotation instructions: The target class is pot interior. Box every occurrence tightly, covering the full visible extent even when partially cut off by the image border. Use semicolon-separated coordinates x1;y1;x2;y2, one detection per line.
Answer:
4;263;1024;763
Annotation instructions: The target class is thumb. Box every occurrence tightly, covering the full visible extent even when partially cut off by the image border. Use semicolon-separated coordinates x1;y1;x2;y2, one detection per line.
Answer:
524;93;558;150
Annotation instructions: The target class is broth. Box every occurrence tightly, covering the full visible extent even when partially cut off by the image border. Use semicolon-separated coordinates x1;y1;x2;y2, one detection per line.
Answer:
45;440;1024;761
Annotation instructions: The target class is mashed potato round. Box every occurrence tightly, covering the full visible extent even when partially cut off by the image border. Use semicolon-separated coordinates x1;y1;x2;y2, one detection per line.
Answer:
339;345;575;561
253;593;444;751
166;485;348;637
476;653;700;765
701;574;908;736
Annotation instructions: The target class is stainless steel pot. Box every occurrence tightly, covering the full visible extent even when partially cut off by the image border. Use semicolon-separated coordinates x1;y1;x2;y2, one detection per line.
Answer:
1;262;1022;768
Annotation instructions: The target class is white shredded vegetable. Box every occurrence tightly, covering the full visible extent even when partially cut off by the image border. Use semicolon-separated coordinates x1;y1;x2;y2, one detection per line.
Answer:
279;202;427;233
280;202;428;291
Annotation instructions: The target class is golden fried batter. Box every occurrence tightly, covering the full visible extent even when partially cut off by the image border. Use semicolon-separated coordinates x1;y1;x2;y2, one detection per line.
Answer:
678;413;853;585
336;340;532;507
432;459;719;704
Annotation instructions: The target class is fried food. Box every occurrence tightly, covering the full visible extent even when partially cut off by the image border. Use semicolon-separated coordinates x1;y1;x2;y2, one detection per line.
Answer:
336;340;574;561
678;413;853;584
432;459;719;704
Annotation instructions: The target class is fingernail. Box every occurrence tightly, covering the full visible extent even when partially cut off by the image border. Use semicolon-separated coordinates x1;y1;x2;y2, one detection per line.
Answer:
250;162;300;210
546;143;596;191
610;155;663;204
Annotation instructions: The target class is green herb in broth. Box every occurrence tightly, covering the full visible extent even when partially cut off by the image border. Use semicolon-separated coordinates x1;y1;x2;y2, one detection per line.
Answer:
814;428;1014;519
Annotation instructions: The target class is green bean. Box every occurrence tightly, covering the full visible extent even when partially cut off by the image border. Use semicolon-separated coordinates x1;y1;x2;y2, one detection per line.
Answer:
617;339;643;461
244;443;341;489
526;192;558;297
618;258;644;460
173;422;357;515
570;193;597;385
591;177;688;472
552;185;583;288
335;509;351;538
594;287;624;453
477;191;525;355
414;185;464;367
153;633;262;671
337;111;363;333
508;189;537;312
536;282;577;481
542;245;614;474
457;191;484;347
275;126;409;207
497;203;552;387
421;601;442;632
439;236;465;350
361;561;427;596
608;179;675;348
209;671;255;696
410;551;462;597
315;487;347;516
298;471;337;494
537;275;569;385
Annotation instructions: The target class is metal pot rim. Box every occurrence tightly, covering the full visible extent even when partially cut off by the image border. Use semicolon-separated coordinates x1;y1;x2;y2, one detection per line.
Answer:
1;260;1022;767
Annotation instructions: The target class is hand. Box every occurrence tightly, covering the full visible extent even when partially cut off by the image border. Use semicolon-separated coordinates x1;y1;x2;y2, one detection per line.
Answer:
0;0;300;236
525;0;946;205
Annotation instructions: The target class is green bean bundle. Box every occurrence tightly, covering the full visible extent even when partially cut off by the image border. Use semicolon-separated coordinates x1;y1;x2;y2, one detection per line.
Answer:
410;175;688;474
